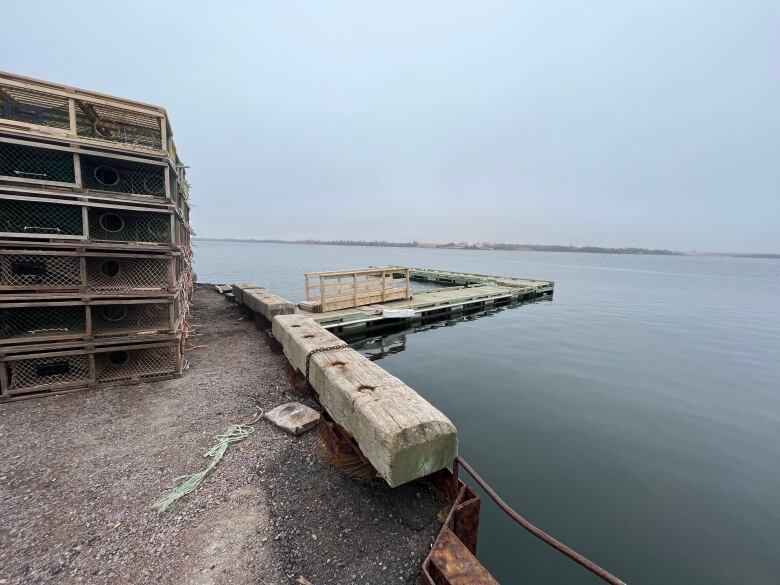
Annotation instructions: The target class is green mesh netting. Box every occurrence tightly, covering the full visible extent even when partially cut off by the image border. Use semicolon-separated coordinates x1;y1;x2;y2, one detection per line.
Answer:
0;306;86;339
81;155;165;196
88;208;171;244
0;199;83;236
0;141;75;183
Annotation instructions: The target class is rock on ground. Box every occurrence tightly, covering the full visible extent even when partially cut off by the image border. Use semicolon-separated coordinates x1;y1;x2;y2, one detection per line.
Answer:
0;285;446;585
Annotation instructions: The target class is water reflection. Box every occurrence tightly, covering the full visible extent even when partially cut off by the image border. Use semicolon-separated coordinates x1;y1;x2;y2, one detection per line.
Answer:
351;296;552;360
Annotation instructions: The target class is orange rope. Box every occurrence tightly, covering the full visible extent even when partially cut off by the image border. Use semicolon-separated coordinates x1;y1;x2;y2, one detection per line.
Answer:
184;344;208;352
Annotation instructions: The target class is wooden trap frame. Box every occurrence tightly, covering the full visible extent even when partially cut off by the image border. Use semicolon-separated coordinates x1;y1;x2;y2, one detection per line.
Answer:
0;71;172;158
0;246;182;297
0;338;182;398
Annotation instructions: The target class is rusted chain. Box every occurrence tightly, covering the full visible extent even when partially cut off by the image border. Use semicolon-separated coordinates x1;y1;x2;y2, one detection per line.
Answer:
304;344;349;383
454;456;627;585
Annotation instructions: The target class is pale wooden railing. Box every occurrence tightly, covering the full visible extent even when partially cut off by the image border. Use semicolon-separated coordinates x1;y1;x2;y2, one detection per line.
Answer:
304;267;411;313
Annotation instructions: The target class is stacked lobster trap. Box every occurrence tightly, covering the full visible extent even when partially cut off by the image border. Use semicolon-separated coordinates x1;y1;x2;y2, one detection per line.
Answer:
0;71;193;399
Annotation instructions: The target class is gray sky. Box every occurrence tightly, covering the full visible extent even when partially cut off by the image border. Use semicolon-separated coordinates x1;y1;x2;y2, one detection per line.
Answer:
3;1;778;252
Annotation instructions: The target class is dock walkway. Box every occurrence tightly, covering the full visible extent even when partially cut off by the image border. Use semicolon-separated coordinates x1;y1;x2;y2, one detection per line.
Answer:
310;267;554;334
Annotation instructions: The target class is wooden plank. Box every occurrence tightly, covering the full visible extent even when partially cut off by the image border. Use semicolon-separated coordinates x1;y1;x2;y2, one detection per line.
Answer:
160;117;167;154
0;337;179;359
272;313;457;487
0;185;177;213
409;267;554;289
68;98;77;133
0;191;173;214
73;152;83;188
0;371;181;402
0;118;71;137
0;72;167;115
305;266;407;278
0;231;84;241
319;289;409;312
0;247;178;260
0;135;168;167
313;278;396;293
0;359;9;394
0;291;178;302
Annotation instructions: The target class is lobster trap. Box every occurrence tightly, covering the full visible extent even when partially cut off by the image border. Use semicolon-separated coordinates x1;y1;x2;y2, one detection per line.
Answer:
0;303;85;343
0;73;168;156
0;195;83;238
0;339;181;397
80;153;166;197
0;139;76;186
88;206;172;245
0;194;180;246
0;138;182;207
0;72;193;403
0;296;182;346
74;100;163;153
0;81;70;130
0;248;179;295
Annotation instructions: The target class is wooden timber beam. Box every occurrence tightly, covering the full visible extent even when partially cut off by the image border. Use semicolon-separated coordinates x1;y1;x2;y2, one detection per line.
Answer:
272;313;457;487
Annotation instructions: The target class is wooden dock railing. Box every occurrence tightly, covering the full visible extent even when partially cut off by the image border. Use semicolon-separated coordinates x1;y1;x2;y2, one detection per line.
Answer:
304;267;411;312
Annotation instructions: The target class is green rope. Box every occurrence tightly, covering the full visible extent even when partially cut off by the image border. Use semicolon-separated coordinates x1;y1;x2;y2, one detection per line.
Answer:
152;412;262;513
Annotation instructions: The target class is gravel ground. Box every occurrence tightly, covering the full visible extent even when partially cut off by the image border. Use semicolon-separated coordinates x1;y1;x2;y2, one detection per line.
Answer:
0;285;446;585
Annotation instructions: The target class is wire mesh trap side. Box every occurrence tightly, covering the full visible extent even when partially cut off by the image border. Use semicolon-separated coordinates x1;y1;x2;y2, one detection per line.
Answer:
80;155;166;198
75;100;163;152
85;256;172;294
0;141;75;184
93;343;178;384
4;352;91;395
0;198;84;237
0;83;71;130
91;301;172;337
0;305;86;343
0;253;81;290
88;208;172;245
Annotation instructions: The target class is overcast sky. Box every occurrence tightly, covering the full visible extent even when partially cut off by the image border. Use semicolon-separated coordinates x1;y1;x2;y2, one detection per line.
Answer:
3;1;778;252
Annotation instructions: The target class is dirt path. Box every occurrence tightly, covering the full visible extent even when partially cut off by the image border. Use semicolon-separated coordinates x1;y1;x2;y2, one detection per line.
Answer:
0;285;445;585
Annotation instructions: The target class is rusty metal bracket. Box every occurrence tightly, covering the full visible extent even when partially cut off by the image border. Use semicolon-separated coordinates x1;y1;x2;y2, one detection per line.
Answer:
318;411;379;481
422;466;486;584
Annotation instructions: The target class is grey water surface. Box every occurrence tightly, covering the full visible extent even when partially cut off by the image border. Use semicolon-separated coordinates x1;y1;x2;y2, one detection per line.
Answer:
194;240;780;584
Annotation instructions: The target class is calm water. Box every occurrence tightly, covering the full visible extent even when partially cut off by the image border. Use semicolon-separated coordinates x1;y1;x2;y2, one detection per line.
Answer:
195;240;780;584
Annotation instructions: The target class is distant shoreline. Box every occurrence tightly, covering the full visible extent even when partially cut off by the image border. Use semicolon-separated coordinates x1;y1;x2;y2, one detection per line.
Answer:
193;238;779;259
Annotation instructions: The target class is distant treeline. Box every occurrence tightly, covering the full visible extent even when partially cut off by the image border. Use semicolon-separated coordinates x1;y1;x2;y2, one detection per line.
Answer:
482;243;682;255
196;238;687;255
264;239;420;248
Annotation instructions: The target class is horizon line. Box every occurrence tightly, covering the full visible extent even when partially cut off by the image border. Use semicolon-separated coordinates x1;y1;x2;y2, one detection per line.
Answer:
191;238;779;259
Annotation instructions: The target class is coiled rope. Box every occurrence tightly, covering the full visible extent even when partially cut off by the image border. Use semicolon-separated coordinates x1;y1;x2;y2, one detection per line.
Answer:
152;411;263;512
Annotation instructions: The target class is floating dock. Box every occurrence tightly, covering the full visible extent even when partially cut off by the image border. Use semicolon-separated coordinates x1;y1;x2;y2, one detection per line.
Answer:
310;266;554;335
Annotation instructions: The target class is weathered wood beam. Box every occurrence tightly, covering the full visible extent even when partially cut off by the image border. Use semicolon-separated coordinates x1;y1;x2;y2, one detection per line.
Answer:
230;282;264;305
272;313;457;487
243;289;294;320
